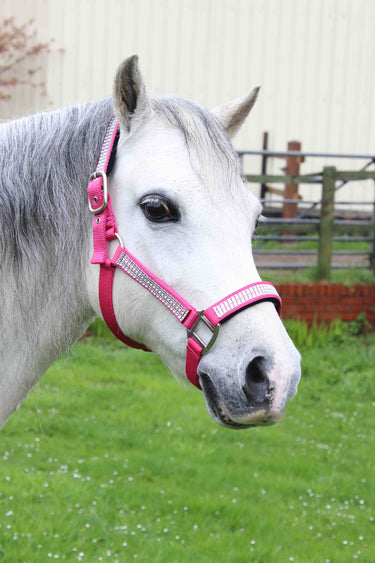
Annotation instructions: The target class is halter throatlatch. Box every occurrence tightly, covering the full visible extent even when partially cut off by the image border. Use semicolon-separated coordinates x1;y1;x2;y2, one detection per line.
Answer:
87;117;282;390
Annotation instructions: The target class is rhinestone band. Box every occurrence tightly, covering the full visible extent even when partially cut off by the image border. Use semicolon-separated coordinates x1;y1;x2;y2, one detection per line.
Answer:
116;252;190;322
213;284;280;319
97;117;118;172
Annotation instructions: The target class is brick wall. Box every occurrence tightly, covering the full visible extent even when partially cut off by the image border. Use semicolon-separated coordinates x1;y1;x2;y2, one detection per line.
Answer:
275;283;375;327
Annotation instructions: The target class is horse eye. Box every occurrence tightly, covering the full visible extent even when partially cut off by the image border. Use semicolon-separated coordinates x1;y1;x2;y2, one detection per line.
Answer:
140;195;180;223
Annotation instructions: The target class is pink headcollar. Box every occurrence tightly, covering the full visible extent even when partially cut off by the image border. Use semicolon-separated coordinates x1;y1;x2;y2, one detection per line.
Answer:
87;118;281;389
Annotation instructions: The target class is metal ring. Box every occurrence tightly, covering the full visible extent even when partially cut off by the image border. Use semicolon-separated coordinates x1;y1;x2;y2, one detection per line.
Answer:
115;232;124;247
187;311;220;355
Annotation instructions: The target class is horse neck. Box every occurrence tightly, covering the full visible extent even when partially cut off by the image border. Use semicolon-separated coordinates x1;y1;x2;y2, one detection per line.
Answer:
0;100;112;428
0;242;97;428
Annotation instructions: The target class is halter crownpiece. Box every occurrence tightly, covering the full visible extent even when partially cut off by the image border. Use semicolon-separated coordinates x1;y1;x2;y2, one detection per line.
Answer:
87;117;282;389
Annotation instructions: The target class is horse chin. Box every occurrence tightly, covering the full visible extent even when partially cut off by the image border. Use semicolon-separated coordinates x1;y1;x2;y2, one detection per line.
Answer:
199;372;284;429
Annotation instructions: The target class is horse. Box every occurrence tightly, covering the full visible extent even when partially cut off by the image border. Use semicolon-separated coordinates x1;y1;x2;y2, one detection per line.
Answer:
0;55;301;430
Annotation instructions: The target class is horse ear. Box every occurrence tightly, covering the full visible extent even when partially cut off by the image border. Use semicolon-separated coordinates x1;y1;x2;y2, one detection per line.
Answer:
113;54;151;132
211;86;260;138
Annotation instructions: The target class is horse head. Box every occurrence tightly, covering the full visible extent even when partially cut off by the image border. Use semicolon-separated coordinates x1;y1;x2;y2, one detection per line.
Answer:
86;55;301;429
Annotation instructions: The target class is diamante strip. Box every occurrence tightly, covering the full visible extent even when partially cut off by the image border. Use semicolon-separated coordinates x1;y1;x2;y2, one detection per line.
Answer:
97;117;118;172
116;252;189;322
213;285;279;319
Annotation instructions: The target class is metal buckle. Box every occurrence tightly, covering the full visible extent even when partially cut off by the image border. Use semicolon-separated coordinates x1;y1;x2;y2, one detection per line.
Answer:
88;171;108;214
187;311;220;355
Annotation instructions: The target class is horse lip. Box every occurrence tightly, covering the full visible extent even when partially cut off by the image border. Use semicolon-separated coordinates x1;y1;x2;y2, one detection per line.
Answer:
199;372;279;429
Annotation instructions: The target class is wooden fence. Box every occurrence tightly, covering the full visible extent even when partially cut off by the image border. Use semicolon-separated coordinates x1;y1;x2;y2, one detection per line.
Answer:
245;167;375;280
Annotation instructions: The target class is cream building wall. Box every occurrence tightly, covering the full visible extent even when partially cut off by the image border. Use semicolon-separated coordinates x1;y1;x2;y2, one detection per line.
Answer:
1;0;375;205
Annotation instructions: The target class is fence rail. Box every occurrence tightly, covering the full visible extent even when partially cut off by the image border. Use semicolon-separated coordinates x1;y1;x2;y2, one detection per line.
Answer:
240;151;375;161
244;164;375;279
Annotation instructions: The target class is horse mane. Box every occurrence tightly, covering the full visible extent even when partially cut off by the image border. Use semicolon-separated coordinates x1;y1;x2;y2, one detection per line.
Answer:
0;97;114;272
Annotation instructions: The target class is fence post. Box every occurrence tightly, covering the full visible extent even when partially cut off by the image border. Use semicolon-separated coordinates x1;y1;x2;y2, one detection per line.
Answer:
282;140;303;220
317;166;336;280
260;131;268;199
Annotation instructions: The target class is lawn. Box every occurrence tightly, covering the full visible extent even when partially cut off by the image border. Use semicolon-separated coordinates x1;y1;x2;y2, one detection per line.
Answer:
0;323;374;562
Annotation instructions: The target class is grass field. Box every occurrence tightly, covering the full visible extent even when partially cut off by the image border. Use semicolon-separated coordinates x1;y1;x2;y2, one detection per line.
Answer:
0;322;374;562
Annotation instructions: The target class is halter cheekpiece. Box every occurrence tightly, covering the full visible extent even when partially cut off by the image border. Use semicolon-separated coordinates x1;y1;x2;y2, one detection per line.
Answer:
87;117;281;389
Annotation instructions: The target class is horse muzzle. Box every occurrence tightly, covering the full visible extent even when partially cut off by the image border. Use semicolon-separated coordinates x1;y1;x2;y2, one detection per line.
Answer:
198;348;301;429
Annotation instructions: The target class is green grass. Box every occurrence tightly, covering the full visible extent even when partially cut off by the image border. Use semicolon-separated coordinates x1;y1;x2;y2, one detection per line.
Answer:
0;325;374;562
254;236;370;253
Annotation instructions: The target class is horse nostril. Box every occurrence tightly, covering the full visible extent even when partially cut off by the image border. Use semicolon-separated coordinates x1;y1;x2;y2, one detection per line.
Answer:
242;356;272;406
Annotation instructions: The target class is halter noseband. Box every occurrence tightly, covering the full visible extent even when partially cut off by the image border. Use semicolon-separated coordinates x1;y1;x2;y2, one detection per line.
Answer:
87;117;281;389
